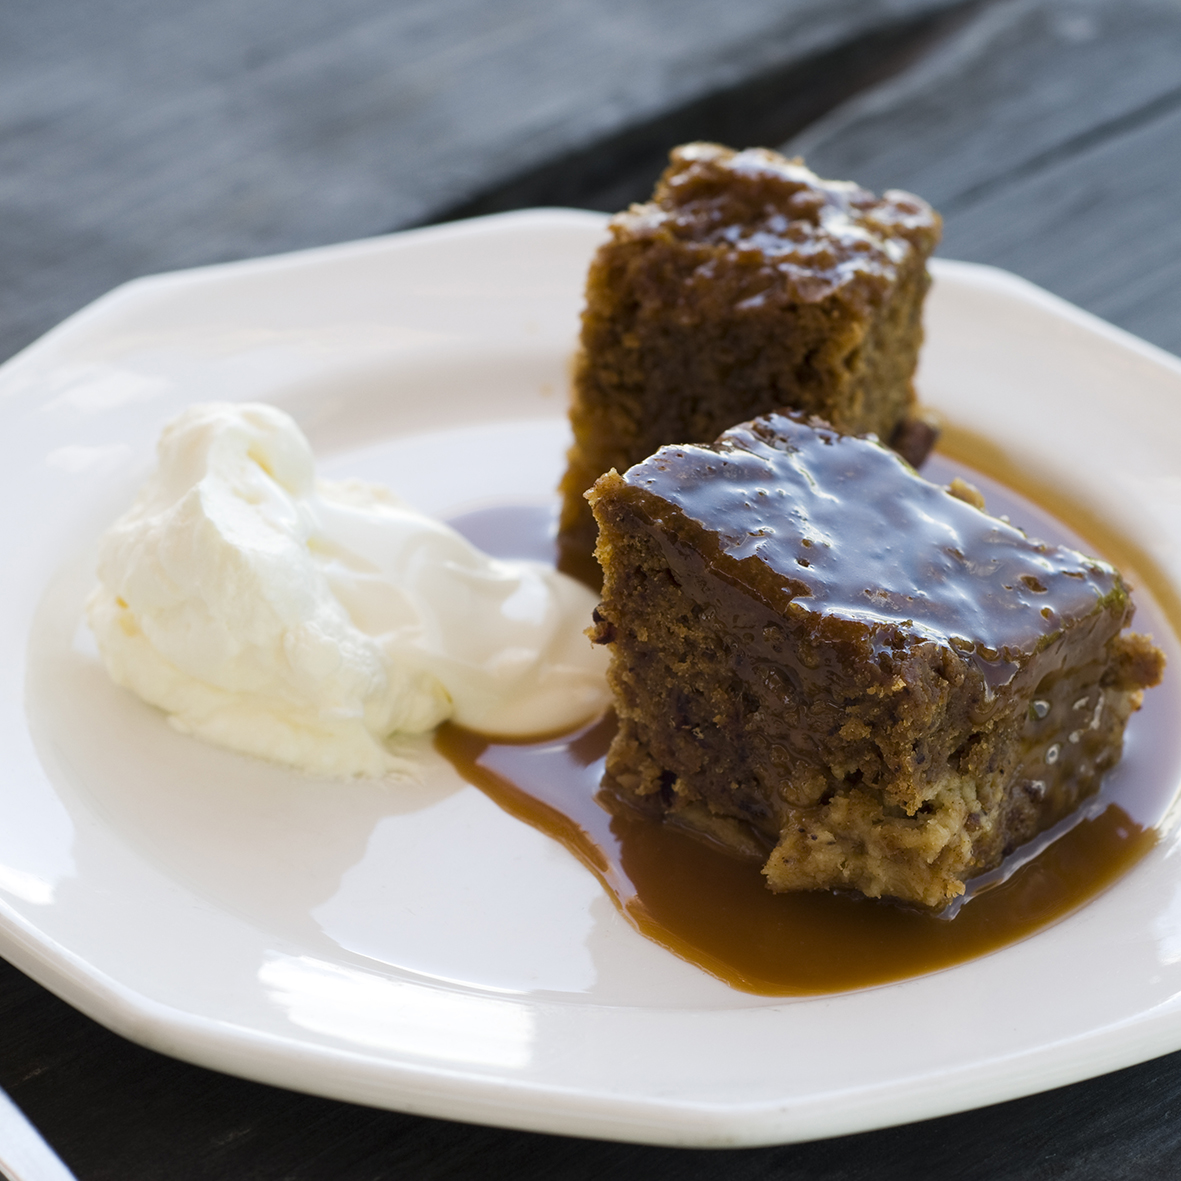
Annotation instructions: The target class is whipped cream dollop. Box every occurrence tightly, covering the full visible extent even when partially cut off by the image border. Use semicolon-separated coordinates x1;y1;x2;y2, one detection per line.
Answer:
87;403;609;776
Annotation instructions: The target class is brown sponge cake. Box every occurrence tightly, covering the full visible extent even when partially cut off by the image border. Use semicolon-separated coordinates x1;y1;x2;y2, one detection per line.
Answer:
587;412;1164;910
558;142;942;586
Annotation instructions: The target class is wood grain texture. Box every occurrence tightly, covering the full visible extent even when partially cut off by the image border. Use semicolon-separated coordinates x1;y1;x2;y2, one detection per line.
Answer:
0;0;959;364
787;0;1181;352
435;5;981;222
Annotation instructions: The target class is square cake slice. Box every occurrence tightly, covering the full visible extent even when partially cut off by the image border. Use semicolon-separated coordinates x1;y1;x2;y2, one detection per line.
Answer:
558;141;941;586
588;413;1164;909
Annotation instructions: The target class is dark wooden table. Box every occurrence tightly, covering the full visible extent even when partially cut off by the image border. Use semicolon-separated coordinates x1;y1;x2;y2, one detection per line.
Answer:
5;1;1181;1176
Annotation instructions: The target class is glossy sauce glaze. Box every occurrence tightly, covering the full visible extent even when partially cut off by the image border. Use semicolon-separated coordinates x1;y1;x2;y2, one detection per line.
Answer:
634;143;940;308
441;464;1181;997
620;413;1128;690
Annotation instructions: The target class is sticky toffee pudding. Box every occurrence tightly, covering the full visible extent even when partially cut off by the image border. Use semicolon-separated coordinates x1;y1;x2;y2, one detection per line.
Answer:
588;413;1163;910
443;477;1175;996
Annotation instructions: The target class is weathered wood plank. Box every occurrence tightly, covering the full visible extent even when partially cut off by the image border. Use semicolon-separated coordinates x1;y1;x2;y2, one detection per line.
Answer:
0;0;960;363
787;0;1181;353
438;6;979;221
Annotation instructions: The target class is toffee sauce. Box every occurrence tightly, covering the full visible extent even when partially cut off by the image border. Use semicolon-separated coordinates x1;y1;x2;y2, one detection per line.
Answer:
440;458;1181;997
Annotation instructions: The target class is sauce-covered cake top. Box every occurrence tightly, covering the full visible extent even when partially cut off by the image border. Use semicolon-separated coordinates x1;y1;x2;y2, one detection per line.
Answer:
622;412;1129;686
613;142;941;308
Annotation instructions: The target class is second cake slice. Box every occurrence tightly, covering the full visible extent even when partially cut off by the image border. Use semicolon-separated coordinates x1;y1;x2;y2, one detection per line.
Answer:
558;142;941;585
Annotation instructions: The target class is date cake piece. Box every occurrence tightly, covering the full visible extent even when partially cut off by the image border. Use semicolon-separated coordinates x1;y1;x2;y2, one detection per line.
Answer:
587;412;1164;909
558;141;942;587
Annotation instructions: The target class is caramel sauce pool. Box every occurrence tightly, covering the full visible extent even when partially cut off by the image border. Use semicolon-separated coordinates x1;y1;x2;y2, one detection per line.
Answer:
440;451;1181;997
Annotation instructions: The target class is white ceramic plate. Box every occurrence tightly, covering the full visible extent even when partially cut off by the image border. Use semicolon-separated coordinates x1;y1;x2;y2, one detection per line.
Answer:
4;210;1181;1148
